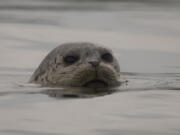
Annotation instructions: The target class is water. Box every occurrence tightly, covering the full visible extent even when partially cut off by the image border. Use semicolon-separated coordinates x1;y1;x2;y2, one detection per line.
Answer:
0;0;180;135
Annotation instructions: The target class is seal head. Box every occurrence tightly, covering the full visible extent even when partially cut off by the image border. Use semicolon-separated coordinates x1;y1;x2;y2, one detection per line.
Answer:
30;42;120;88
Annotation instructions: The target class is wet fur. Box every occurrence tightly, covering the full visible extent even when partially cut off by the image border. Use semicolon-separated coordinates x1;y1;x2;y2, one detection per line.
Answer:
30;42;120;87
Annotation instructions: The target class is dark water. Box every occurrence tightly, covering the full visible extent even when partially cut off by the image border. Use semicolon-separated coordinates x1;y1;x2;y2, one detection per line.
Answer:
0;0;180;135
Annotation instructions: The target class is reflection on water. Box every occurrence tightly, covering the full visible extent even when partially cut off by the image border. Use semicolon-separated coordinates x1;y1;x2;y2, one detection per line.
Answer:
0;0;180;135
0;71;180;135
41;87;117;98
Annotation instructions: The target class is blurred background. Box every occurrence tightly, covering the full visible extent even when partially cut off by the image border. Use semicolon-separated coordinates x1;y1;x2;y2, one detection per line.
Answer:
0;1;180;135
0;0;180;73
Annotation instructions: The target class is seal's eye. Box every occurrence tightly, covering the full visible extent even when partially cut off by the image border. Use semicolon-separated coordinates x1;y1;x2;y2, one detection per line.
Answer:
101;53;113;62
64;55;79;64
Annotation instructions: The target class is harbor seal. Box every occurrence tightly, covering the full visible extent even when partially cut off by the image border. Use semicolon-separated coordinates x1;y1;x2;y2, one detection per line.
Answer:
30;42;120;88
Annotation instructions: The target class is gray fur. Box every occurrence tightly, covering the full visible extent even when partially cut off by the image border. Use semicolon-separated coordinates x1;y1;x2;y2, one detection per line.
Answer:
30;42;120;87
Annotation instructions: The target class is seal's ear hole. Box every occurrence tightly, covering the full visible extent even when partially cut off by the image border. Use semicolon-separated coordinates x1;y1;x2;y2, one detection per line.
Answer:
63;55;79;65
101;53;113;63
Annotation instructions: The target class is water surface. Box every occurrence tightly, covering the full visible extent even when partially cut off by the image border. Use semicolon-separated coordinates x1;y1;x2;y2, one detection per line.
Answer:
0;0;180;135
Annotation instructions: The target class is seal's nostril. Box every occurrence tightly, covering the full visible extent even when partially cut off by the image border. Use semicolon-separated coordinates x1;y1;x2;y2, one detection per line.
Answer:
88;61;100;67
